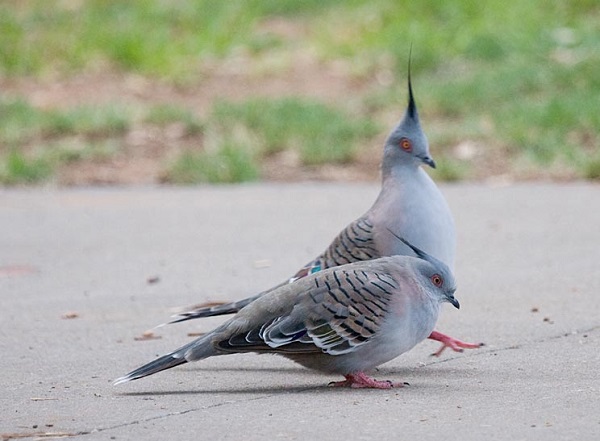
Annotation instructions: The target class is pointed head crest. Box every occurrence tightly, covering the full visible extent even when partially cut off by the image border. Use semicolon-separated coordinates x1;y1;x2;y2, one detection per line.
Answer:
407;50;418;120
380;47;435;173
386;228;434;264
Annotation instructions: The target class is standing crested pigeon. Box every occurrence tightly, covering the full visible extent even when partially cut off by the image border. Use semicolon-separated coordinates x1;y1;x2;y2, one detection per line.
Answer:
116;237;460;389
165;65;481;356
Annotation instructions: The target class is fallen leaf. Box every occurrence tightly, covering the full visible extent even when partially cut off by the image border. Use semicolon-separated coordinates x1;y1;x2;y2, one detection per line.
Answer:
134;330;162;341
0;265;38;278
253;259;272;269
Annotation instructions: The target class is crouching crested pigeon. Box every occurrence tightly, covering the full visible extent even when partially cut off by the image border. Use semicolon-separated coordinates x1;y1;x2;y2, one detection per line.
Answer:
116;237;460;389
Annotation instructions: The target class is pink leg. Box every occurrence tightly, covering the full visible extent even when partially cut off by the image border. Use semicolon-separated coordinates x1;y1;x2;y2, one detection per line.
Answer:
428;330;484;357
328;372;409;389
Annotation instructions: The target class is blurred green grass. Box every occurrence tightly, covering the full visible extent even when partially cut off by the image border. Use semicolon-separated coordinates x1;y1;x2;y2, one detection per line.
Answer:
0;96;131;183
163;98;377;183
1;0;599;184
144;104;203;134
0;97;130;143
210;98;378;165
167;144;259;184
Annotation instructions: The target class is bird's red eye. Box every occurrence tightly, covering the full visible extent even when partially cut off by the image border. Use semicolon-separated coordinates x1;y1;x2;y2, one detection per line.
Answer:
431;274;443;287
400;138;412;151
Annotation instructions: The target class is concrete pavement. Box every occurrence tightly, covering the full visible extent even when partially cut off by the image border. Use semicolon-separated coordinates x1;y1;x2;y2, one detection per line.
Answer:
1;182;599;440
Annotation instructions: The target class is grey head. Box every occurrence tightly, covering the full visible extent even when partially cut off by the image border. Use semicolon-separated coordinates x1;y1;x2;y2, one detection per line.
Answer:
387;228;459;309
381;58;435;176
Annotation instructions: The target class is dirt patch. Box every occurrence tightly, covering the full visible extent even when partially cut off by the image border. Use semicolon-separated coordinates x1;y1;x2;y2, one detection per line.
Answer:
1;51;373;114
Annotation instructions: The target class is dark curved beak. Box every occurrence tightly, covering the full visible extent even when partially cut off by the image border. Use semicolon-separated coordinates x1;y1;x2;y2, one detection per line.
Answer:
447;295;460;309
421;156;436;169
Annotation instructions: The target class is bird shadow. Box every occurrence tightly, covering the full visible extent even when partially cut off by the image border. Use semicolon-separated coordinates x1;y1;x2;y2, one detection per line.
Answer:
119;385;322;396
114;365;475;396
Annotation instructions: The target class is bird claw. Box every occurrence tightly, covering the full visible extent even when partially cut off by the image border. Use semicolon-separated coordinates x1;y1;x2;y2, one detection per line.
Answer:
328;373;408;389
428;330;484;357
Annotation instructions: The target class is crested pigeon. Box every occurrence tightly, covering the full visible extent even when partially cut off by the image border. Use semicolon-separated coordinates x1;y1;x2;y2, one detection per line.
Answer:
116;237;460;389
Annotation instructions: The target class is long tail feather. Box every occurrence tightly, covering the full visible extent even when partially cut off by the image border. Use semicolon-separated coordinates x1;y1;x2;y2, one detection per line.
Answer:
165;299;251;325
114;353;187;385
162;287;282;326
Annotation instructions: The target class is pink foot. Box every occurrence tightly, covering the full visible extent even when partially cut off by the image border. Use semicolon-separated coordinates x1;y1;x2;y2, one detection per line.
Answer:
328;372;409;389
428;330;484;357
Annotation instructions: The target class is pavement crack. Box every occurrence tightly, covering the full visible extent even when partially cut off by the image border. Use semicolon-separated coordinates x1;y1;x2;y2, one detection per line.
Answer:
1;431;91;440
85;387;317;437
